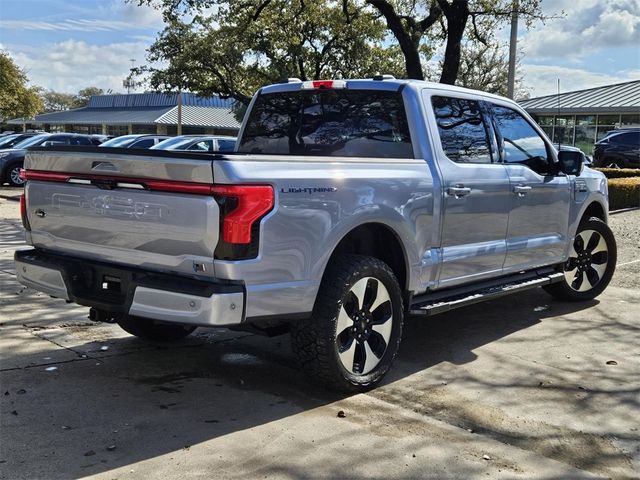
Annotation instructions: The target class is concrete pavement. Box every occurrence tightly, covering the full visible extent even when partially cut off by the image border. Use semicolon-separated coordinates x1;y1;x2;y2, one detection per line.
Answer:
0;189;638;479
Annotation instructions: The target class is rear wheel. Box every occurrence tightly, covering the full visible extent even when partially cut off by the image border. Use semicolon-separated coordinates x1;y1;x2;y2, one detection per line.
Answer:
6;163;24;187
290;255;403;392
117;315;196;342
543;218;616;301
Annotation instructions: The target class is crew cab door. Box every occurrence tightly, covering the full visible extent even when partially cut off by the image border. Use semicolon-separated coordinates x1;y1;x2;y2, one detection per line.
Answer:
426;93;510;288
486;102;571;271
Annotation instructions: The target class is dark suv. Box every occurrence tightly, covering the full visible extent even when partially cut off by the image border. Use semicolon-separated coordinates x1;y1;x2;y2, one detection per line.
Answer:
593;128;640;168
0;133;96;186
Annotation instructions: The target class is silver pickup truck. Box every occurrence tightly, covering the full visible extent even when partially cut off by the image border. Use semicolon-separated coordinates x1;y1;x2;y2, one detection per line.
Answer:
15;78;616;391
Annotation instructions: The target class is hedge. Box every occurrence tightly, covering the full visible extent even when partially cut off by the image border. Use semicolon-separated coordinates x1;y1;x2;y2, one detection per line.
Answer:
595;168;640;179
608;177;640;210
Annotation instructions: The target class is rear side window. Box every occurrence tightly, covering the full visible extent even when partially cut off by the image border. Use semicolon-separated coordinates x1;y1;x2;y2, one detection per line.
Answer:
217;139;235;152
490;104;550;174
131;138;155;149
611;132;640;144
431;96;492;164
239;90;413;158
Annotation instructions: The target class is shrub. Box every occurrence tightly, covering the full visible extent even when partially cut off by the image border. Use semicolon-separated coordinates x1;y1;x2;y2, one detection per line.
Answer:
595;167;640;179
608;177;640;210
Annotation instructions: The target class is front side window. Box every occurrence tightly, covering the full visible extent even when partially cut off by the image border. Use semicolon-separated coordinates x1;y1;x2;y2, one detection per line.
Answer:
490;104;551;175
239;89;413;158
431;96;492;164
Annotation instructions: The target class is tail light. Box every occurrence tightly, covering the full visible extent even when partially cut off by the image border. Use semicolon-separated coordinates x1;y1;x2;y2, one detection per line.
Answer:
19;193;30;231
212;185;274;260
301;80;346;89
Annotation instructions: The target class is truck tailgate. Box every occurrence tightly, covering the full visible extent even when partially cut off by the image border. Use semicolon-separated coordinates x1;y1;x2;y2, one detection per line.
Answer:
23;148;219;277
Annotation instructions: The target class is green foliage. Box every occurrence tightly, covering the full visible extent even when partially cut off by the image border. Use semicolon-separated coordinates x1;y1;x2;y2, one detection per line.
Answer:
75;87;104;107
41;87;105;112
138;0;404;104
0;51;43;120
595;168;640;179
608;177;640;211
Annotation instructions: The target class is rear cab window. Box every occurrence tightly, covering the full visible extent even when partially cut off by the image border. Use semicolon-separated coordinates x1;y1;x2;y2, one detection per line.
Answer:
238;89;413;158
431;96;493;164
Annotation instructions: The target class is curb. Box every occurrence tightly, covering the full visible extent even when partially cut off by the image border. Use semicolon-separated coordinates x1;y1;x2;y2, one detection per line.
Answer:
609;207;640;215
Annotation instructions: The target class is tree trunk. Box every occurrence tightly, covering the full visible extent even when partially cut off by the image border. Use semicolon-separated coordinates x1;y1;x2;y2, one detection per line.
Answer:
439;0;469;85
366;0;425;80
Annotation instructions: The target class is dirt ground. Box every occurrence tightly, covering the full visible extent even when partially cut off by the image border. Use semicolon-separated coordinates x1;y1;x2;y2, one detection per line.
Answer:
0;187;638;479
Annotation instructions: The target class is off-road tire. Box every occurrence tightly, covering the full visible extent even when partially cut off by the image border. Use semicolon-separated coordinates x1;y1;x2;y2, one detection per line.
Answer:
290;254;404;392
117;315;196;341
543;218;616;301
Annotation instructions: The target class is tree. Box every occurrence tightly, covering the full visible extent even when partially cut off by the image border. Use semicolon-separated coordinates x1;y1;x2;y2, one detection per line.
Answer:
74;87;104;107
41;91;77;112
134;0;404;104
451;41;530;98
365;0;547;84
0;51;43;120
41;87;104;112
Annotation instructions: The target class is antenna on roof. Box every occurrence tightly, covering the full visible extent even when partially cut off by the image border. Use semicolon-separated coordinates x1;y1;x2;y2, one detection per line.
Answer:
557;78;561;151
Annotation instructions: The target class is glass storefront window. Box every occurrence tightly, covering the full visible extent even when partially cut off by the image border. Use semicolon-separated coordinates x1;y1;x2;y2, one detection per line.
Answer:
597;115;619;125
596;127;616;141
621;113;640;126
536;116;554;126
555;115;575;127
575;125;597;154
107;125;129;136
575;115;596;126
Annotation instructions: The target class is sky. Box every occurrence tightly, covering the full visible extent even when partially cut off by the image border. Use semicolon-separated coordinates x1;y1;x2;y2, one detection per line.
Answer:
0;0;639;98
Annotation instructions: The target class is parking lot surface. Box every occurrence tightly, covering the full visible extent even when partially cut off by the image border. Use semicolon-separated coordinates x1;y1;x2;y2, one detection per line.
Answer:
1;187;638;479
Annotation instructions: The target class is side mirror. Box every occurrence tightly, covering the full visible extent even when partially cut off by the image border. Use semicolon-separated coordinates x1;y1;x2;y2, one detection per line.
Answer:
557;150;584;176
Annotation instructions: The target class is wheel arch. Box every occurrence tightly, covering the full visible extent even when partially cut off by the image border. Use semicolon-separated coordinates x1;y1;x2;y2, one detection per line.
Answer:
321;222;410;293
581;200;607;223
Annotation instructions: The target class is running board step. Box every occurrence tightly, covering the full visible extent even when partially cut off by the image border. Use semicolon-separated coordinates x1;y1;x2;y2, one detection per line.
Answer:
410;271;564;316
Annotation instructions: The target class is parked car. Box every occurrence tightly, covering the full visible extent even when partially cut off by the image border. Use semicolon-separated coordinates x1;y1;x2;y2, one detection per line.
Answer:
0;133;96;186
150;135;237;152
15;78;615;391
99;134;170;149
0;132;41;150
555;144;592;166
593;128;640;168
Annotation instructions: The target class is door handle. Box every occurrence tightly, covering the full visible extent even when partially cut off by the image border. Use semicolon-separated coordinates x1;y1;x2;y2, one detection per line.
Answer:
513;185;532;196
447;185;472;198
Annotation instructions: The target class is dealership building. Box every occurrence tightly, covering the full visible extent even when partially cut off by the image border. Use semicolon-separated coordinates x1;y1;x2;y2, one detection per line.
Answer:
8;92;241;136
519;79;640;153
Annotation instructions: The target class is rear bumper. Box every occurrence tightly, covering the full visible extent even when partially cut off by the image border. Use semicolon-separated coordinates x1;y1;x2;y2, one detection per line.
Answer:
14;249;245;327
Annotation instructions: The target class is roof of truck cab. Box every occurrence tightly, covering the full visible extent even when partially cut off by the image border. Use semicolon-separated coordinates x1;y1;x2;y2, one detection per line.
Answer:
259;79;516;105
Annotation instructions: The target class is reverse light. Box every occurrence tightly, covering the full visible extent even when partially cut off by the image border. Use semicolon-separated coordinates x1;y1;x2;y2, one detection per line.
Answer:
301;80;347;90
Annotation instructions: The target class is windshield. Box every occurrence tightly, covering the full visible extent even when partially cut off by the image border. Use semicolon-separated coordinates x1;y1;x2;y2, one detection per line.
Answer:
0;134;21;149
151;136;204;150
13;134;50;149
99;135;140;148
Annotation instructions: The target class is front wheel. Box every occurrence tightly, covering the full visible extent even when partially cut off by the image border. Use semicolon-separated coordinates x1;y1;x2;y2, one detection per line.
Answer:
117;315;196;341
290;255;404;392
543;218;616;301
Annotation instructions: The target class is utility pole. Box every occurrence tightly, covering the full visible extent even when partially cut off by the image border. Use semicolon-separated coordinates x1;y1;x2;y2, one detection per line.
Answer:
177;91;182;136
507;0;519;99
